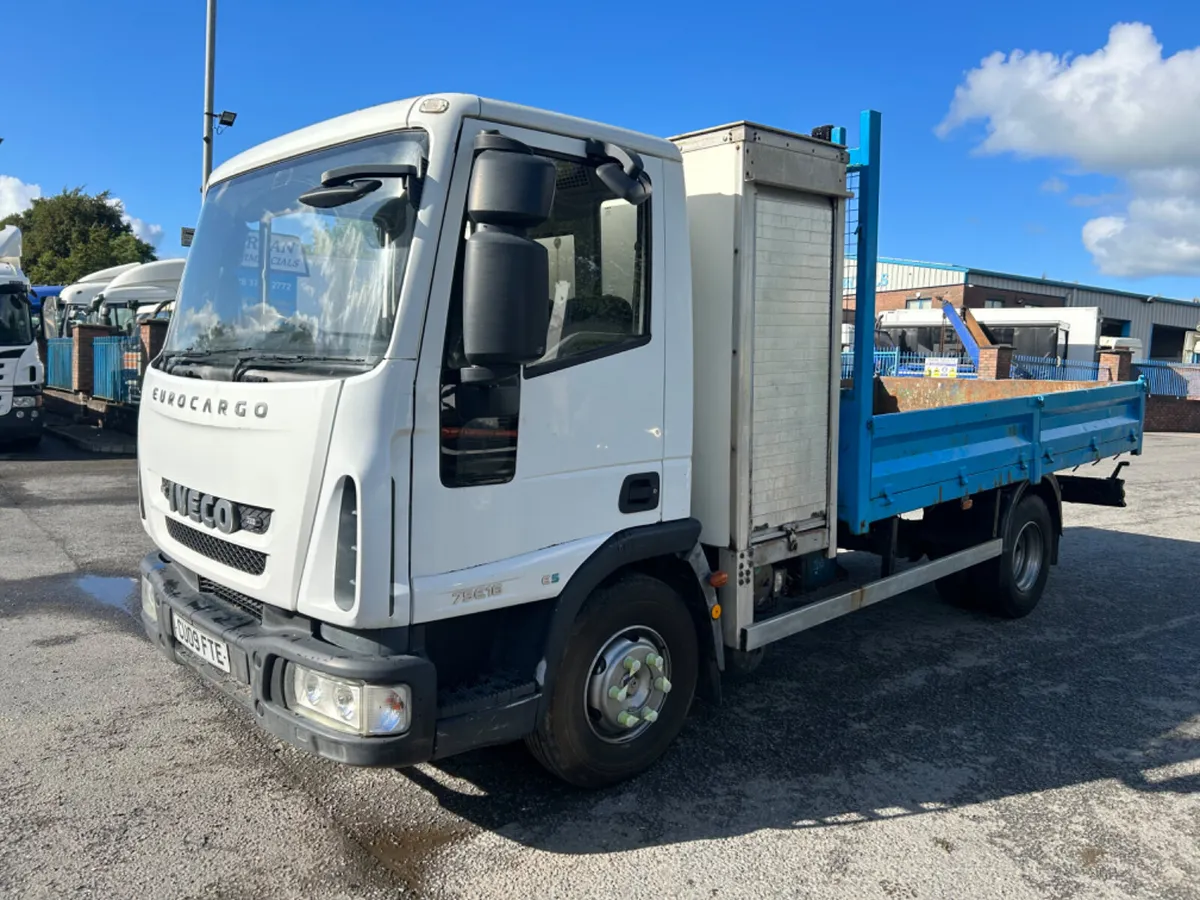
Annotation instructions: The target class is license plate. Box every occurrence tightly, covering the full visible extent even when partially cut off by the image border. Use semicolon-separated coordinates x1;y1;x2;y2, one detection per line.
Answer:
172;612;231;673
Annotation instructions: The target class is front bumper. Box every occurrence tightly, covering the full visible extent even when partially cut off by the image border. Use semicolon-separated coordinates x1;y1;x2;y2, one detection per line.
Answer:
140;552;438;766
0;407;44;440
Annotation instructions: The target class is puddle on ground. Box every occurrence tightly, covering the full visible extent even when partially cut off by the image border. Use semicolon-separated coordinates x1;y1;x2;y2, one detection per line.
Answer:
74;575;137;613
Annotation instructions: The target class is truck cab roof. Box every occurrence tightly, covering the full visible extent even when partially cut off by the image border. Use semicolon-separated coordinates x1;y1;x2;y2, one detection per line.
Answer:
208;93;682;188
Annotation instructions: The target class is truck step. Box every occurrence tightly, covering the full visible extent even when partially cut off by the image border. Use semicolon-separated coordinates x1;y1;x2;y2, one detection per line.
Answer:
437;672;537;719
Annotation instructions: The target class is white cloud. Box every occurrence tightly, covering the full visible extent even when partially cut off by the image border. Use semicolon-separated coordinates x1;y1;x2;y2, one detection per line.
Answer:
1040;176;1067;194
107;196;164;248
0;175;41;219
938;23;1200;277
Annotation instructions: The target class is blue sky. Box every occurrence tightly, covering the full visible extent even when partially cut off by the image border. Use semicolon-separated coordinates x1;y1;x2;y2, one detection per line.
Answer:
4;0;1198;297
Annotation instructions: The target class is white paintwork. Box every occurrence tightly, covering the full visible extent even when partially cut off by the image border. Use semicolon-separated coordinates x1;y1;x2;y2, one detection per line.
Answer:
59;262;142;305
750;191;832;531
677;139;737;547
411;533;609;624
0;225;21;264
676;126;841;550
660;159;695;524
142;94;854;646
139;367;343;615
209;94;679;189
0;239;43;399
409;118;669;589
100;258;185;308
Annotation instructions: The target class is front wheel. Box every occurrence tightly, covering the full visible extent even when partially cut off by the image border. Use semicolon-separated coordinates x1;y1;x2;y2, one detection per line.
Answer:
526;573;698;788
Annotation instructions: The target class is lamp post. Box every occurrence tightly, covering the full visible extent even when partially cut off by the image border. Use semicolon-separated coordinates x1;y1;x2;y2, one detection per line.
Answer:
201;0;217;192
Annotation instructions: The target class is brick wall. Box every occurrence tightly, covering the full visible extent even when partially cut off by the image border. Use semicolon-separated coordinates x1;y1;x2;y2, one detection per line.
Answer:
844;283;1070;313
71;324;115;394
844;284;966;313
1144;396;1200;433
140;320;168;365
977;345;1014;380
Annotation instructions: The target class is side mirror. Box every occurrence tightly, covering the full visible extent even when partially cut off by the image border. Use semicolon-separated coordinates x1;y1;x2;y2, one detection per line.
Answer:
461;133;556;371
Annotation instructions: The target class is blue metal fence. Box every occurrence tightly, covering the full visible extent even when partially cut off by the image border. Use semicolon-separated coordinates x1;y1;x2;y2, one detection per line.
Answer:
92;335;143;403
841;350;978;379
47;338;73;390
1009;354;1107;382
1133;361;1200;398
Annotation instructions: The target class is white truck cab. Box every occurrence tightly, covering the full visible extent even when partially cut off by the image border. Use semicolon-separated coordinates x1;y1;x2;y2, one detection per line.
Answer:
0;226;45;449
137;94;1140;786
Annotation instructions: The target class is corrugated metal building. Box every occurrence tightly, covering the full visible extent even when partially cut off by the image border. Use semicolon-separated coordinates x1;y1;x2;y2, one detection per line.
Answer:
844;257;1200;360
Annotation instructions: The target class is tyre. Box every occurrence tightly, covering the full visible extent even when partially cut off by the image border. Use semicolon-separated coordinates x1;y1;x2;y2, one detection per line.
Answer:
982;493;1053;619
930;493;1053;618
526;573;698;788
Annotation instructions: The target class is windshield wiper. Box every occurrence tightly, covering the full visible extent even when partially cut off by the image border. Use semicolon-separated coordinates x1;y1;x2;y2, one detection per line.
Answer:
160;347;254;373
231;354;370;382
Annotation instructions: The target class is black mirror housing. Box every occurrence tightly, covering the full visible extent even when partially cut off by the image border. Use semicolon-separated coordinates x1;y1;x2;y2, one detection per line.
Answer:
461;133;556;370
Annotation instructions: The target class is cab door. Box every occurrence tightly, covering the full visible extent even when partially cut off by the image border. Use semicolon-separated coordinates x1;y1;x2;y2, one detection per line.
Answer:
408;119;667;623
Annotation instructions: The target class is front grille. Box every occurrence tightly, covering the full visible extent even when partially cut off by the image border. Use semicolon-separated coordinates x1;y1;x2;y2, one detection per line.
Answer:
166;518;267;575
198;577;264;621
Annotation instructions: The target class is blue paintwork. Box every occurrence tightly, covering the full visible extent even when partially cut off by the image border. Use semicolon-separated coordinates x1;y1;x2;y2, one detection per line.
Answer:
839;110;882;538
835;111;1147;535
937;298;981;365
855;381;1146;531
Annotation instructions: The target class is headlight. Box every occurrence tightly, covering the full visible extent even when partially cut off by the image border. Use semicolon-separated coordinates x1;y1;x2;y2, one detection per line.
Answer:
141;578;158;622
12;396;39;409
288;664;410;736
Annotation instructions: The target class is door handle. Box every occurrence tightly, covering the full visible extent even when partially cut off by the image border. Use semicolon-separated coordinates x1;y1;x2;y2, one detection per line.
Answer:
619;472;660;514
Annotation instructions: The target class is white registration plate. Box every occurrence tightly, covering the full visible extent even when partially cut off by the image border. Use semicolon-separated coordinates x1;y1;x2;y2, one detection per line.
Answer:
172;613;231;673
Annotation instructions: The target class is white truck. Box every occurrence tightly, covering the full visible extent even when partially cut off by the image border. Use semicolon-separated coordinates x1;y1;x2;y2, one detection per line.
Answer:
0;226;44;449
137;95;1144;786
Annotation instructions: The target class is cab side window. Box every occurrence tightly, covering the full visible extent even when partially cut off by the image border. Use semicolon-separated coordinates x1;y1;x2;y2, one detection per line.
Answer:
527;159;650;373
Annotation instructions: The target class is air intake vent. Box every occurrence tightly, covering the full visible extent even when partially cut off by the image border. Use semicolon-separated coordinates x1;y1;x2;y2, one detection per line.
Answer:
198;577;264;621
166;518;267;576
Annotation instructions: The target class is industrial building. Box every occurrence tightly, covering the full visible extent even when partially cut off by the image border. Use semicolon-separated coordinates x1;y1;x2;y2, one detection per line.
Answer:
844;257;1200;361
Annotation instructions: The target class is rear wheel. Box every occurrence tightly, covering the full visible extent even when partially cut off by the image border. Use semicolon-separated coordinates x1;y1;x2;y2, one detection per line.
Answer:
526;573;698;788
983;494;1053;618
933;493;1053;618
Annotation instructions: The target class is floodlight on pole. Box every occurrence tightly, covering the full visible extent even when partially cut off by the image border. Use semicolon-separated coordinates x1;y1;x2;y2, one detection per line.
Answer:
202;0;217;192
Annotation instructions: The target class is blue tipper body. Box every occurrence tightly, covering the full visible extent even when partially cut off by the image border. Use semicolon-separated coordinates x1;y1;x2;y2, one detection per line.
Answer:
834;111;1147;536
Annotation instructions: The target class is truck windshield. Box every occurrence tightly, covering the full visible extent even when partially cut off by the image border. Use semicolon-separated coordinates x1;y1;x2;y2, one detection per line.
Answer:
0;291;33;346
164;131;424;371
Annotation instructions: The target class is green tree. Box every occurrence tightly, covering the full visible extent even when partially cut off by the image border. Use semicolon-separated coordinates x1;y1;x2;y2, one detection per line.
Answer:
0;188;157;284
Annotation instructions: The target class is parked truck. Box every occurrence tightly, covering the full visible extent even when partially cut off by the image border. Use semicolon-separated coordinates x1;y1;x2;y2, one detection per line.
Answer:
137;95;1145;787
0;226;45;449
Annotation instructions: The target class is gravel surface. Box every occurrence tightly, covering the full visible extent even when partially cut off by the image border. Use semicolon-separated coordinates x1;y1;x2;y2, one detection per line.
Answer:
1;432;1197;899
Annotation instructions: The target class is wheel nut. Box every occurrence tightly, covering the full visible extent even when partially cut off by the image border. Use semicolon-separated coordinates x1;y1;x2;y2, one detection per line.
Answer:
622;657;642;674
640;708;659;724
617;711;640;728
654;676;672;693
646;653;664;671
608;685;629;702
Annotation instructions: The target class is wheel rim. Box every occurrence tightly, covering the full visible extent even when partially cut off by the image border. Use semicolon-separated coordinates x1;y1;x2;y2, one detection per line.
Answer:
1011;520;1044;593
584;626;672;744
